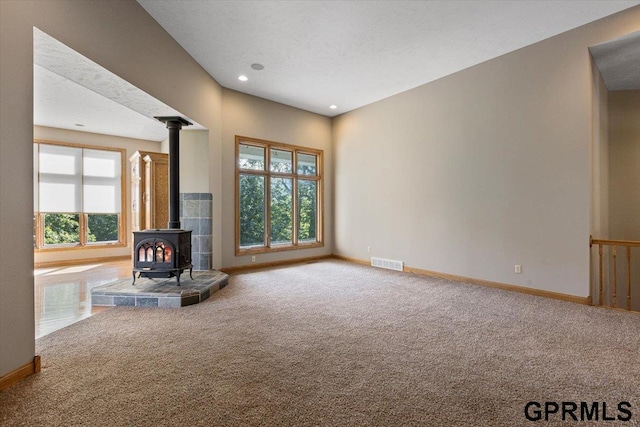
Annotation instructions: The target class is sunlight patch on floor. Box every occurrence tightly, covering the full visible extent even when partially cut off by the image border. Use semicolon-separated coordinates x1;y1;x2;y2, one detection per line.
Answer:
34;268;59;276
34;260;130;338
44;264;103;275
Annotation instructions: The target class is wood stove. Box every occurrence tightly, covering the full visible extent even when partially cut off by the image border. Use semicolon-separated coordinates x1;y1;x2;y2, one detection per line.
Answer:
132;116;193;285
133;229;192;285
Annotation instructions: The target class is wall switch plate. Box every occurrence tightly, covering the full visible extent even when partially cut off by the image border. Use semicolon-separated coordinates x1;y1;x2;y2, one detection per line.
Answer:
515;265;522;274
367;246;371;253
251;256;256;263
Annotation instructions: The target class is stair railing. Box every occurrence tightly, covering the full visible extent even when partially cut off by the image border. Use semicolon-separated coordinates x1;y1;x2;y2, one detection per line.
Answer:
590;236;640;311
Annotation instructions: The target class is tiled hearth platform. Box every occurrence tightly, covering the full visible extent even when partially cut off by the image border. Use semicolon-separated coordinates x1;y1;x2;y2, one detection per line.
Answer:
91;270;229;308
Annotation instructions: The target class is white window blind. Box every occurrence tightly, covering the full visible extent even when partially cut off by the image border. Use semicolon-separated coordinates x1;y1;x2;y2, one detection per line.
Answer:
83;149;121;213
36;144;121;214
38;144;82;213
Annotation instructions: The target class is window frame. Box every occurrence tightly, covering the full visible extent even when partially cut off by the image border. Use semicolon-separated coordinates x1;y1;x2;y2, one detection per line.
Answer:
235;135;323;255
33;139;127;252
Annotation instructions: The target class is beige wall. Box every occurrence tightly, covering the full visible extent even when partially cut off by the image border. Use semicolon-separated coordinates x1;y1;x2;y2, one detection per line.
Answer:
159;136;169;154
589;68;610;300
608;90;640;240
179;130;210;194
0;0;222;377
221;89;333;268
33;126;162;265
591;69;609;240
333;7;640;298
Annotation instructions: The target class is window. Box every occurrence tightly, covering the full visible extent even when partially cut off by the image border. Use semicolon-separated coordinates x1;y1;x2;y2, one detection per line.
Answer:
33;140;125;250
236;136;323;254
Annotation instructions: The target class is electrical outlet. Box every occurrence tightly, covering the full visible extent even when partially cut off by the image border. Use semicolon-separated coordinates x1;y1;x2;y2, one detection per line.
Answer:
515;265;522;274
367;246;371;253
251;256;256;263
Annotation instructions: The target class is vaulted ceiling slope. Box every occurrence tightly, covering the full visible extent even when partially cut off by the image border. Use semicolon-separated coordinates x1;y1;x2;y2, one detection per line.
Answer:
34;28;205;142
138;0;639;117
590;31;640;90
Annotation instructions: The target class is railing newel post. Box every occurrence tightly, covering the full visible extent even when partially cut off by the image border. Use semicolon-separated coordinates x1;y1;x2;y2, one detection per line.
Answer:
598;244;604;306
627;246;632;311
612;245;617;308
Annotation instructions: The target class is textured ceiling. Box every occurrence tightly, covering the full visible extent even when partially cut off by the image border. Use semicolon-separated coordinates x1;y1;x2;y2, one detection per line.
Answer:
590;31;640;90
34;3;639;142
138;0;639;117
35;64;168;142
34;28;205;142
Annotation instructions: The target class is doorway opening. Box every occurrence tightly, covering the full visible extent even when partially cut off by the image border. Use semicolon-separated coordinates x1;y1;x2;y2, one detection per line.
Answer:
32;28;208;336
589;31;640;311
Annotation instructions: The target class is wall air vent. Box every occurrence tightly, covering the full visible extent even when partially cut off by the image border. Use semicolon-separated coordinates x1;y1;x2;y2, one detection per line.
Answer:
371;257;404;272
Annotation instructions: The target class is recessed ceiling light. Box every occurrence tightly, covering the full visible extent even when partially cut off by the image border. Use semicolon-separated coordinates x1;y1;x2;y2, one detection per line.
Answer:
330;105;337;109
251;63;264;70
238;75;248;81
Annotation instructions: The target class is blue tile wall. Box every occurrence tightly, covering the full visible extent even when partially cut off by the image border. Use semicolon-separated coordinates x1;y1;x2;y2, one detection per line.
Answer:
180;193;213;271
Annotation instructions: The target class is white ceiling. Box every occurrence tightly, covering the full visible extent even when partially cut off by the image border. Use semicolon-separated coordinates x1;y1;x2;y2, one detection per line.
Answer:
138;0;639;117
34;2;639;142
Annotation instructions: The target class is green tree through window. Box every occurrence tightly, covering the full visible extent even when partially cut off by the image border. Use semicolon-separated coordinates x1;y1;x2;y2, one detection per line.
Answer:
239;174;265;246
271;178;293;244
87;214;119;243
44;214;80;245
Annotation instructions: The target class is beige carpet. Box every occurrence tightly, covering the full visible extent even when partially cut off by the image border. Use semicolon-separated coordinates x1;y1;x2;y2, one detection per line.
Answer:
1;259;639;426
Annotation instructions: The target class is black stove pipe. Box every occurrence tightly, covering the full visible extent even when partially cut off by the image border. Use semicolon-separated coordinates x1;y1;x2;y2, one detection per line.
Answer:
154;116;193;229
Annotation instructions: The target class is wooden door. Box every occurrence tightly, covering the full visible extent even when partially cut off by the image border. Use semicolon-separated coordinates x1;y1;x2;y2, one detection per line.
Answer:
130;151;168;231
144;153;169;229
